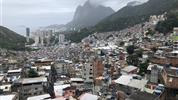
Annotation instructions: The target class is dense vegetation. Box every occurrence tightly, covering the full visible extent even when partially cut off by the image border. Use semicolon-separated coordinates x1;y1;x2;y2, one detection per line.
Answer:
65;28;93;43
0;26;34;50
126;45;149;76
28;69;39;78
94;0;178;32
0;26;26;50
94;16;149;32
155;12;178;34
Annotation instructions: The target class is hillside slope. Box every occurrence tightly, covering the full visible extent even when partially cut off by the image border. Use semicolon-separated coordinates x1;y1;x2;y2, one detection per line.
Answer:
94;0;178;32
0;26;26;50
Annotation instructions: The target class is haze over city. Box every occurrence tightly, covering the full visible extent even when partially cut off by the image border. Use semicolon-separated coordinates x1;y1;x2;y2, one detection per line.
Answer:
1;0;148;35
1;0;178;100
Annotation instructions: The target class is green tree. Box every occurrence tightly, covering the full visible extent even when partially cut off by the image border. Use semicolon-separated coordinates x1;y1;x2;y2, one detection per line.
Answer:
126;45;135;55
50;64;57;83
28;69;39;78
138;60;149;76
155;12;178;34
65;28;93;43
43;38;48;46
126;54;139;66
146;28;155;36
135;49;143;58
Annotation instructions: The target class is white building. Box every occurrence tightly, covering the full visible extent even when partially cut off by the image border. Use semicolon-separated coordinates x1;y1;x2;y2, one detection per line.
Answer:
0;84;12;93
7;68;22;83
26;27;30;43
31;30;52;47
59;34;65;44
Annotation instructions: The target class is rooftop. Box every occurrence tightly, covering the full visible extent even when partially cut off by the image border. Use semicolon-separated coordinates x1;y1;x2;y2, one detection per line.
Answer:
7;68;22;73
147;64;163;71
79;93;98;100
0;94;16;100
170;50;178;54
126;91;158;100
164;67;178;77
27;94;50;100
121;66;138;73
114;75;148;90
0;75;4;81
19;77;47;84
54;84;70;96
40;66;51;70
0;84;12;92
70;78;84;82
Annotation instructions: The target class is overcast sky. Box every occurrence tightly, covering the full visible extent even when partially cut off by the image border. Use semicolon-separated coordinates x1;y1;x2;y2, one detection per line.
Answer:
0;0;148;35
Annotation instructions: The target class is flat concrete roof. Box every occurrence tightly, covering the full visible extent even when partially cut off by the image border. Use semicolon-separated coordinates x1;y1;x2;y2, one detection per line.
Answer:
19;77;47;84
0;94;16;100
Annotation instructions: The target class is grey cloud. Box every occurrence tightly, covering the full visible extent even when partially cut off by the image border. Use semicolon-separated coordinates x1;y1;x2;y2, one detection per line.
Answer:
2;0;148;35
89;0;109;5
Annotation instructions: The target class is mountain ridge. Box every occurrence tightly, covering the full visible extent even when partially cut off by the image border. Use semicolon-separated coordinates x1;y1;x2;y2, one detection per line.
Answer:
94;0;178;32
67;0;115;29
65;0;178;43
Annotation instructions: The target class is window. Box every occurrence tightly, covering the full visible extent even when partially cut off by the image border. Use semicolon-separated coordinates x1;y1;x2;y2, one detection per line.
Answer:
23;93;28;96
169;78;173;82
89;77;93;79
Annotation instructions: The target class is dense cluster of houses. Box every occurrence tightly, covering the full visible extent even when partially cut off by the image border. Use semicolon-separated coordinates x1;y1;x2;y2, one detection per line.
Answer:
0;15;178;100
